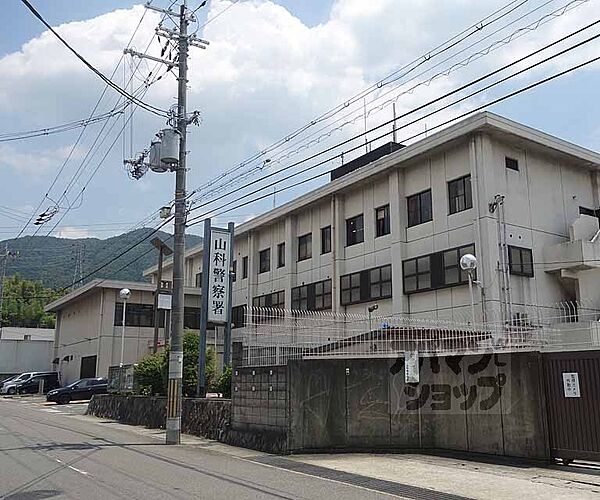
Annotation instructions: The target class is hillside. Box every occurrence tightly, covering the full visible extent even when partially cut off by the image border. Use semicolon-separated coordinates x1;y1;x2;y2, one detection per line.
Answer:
1;229;202;289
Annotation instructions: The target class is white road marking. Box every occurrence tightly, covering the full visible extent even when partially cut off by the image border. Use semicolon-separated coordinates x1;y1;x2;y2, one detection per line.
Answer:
54;458;90;476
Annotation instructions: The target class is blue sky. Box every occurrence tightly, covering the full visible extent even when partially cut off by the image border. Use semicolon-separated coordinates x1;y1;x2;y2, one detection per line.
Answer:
1;0;599;242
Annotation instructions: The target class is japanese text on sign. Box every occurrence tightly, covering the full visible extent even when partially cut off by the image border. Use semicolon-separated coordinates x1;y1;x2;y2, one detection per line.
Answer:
207;228;231;323
562;372;581;398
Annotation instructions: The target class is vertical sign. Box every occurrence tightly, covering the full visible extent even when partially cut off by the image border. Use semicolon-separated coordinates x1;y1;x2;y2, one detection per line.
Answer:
405;350;419;383
208;227;231;323
562;372;581;398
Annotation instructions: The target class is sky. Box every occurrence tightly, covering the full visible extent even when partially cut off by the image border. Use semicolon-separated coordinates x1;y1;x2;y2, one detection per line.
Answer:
1;0;600;242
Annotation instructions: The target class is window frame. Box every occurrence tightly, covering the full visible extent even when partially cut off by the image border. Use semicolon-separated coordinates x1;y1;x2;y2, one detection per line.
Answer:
277;242;285;268
195;272;202;288
505;156;519;171
258;248;270;274
402;243;476;295
508;245;534;277
375;204;390;237
242;256;248;279
346;214;364;246
407;189;433;227
340;264;392;306
291;279;332;311
232;260;237;282
448;175;473;215
298;233;312;262
321;226;332;254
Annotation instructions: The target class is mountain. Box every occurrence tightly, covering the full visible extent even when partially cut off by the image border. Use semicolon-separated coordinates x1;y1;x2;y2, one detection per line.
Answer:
1;229;202;289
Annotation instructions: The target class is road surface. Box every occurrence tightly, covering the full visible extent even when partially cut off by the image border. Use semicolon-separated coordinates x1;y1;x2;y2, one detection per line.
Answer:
0;397;401;500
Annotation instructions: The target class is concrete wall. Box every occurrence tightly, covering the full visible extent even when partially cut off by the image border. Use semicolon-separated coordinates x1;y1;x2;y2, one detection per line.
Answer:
0;339;53;376
286;353;549;459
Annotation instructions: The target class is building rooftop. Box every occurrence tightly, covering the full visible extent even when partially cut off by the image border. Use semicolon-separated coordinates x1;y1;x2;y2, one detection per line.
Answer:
0;327;55;341
140;111;600;277
44;279;201;313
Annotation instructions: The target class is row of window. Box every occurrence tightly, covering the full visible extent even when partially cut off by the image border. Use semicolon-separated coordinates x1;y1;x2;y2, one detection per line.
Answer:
229;244;533;325
408;174;473;227
114;303;201;330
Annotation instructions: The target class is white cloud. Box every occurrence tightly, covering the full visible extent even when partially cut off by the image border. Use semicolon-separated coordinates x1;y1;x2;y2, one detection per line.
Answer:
1;0;599;237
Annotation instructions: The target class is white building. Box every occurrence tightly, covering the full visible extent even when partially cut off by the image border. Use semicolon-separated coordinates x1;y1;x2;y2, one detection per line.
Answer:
0;327;54;378
45;280;202;384
144;112;600;336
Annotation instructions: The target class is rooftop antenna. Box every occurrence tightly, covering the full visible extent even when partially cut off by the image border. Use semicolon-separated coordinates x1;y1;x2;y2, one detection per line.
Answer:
363;97;369;153
392;102;397;143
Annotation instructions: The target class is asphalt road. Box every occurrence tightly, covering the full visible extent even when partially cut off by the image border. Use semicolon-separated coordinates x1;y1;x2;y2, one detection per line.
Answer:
0;397;397;500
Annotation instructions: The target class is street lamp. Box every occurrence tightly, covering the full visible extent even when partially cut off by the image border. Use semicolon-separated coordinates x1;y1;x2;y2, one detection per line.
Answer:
459;254;477;327
368;304;379;333
119;288;131;367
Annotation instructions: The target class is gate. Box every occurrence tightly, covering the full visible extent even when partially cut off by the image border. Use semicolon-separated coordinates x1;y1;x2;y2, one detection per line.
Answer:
544;350;600;461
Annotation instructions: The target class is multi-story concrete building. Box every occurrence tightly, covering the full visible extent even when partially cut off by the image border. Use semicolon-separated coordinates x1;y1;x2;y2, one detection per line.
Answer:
145;112;600;333
47;112;600;382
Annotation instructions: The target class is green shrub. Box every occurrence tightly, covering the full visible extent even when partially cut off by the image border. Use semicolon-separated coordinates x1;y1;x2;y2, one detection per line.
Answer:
216;365;232;398
134;330;216;397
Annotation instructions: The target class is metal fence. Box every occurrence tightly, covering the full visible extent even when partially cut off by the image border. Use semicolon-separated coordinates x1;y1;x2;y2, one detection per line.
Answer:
235;307;560;367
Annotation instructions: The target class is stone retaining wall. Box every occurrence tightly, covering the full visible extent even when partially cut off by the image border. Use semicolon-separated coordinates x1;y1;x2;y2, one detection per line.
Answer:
87;394;287;453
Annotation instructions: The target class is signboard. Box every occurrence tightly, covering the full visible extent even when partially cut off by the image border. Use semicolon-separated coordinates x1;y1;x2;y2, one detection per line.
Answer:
405;350;419;383
562;372;581;398
207;227;231;323
157;293;172;310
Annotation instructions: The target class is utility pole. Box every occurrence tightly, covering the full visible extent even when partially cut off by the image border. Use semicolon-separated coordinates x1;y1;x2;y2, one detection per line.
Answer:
127;0;208;445
0;244;19;342
167;0;190;446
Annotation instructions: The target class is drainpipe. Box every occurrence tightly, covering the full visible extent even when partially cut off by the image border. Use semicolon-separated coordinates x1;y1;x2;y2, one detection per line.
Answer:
331;195;337;313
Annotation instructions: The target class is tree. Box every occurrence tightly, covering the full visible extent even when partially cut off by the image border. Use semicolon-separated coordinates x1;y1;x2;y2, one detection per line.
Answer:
1;275;62;328
134;330;216;397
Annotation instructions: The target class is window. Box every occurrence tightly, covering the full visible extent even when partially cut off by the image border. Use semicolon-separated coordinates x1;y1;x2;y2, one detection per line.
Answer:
580;206;600;218
403;257;431;293
505;156;519;171
448;175;472;214
407;189;433;227
292;279;332;311
184;307;200;329
114;303;156;327
321;226;331;254
346;214;364;246
509;246;534;277
403;243;475;294
369;265;392;299
232;305;247;328
259;248;270;273
375;205;390;237
298;233;312;261
252;291;285;308
277;242;285;268
232;260;237;282
340;265;392;305
443;244;476;285
242;256;248;279
195;272;202;288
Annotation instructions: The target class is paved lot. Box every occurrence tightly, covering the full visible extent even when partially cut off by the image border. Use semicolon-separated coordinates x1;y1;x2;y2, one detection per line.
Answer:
2;396;600;499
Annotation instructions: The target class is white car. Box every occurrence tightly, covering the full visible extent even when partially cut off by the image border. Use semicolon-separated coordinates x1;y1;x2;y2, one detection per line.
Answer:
1;372;38;395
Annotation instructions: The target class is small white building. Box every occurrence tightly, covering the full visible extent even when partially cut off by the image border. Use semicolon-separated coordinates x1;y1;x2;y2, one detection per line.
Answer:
0;327;54;378
45;280;202;385
144;112;600;341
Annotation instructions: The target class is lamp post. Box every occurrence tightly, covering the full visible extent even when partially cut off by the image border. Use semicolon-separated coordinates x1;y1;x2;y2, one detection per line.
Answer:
459;254;478;327
368;304;379;333
119;288;131;367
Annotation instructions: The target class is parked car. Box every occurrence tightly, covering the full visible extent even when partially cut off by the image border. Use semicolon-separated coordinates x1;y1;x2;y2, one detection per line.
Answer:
46;378;108;404
14;372;60;395
0;372;41;395
0;374;21;390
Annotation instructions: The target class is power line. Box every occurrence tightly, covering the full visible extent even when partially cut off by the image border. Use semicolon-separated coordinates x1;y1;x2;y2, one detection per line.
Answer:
20;0;168;117
186;50;600;229
187;0;573;203
189;0;587;204
185;21;600;225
